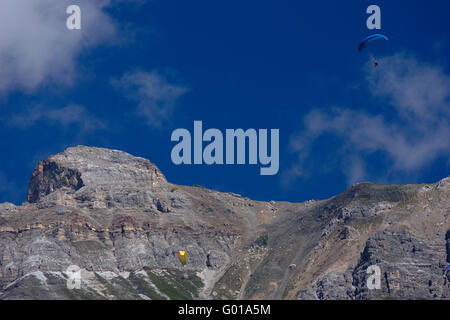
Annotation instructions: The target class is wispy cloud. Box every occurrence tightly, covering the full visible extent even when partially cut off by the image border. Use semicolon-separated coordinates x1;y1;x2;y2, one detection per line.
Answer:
7;104;106;132
284;53;450;185
112;70;189;128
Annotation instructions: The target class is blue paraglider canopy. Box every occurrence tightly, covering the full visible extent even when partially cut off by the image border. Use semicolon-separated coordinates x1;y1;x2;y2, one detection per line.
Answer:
358;34;389;52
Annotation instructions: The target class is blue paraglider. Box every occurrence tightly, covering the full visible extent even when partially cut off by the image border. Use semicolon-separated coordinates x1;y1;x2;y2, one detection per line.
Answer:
358;34;389;67
358;34;389;52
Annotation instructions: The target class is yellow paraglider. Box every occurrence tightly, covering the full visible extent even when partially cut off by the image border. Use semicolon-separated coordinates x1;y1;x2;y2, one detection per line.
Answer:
177;250;187;265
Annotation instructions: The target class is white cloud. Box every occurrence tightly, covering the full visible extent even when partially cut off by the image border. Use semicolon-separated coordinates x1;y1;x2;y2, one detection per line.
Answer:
286;53;450;185
367;54;450;122
8;104;106;132
113;70;189;128
0;0;123;94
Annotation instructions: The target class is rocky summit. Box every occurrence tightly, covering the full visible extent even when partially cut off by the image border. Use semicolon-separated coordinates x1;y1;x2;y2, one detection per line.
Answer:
0;146;449;300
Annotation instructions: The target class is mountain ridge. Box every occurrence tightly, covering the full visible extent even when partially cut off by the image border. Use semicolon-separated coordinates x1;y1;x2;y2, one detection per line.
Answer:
0;146;448;299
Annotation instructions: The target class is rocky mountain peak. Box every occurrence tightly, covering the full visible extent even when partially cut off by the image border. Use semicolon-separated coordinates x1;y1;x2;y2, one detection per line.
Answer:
27;146;166;204
0;146;447;300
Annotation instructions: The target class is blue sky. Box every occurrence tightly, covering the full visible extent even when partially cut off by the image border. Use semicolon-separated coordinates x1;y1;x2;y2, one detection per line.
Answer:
0;0;449;204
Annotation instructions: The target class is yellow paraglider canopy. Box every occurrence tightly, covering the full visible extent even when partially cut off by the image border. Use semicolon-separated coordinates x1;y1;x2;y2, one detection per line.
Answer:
177;250;187;265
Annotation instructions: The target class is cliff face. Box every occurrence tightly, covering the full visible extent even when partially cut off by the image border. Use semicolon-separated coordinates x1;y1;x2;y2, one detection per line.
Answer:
0;146;448;300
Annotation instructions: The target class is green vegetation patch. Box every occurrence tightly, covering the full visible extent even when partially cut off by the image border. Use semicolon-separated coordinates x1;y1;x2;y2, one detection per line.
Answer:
62;286;105;300
214;263;242;299
354;184;416;203
93;273;141;299
145;269;202;300
128;272;166;300
254;233;269;247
